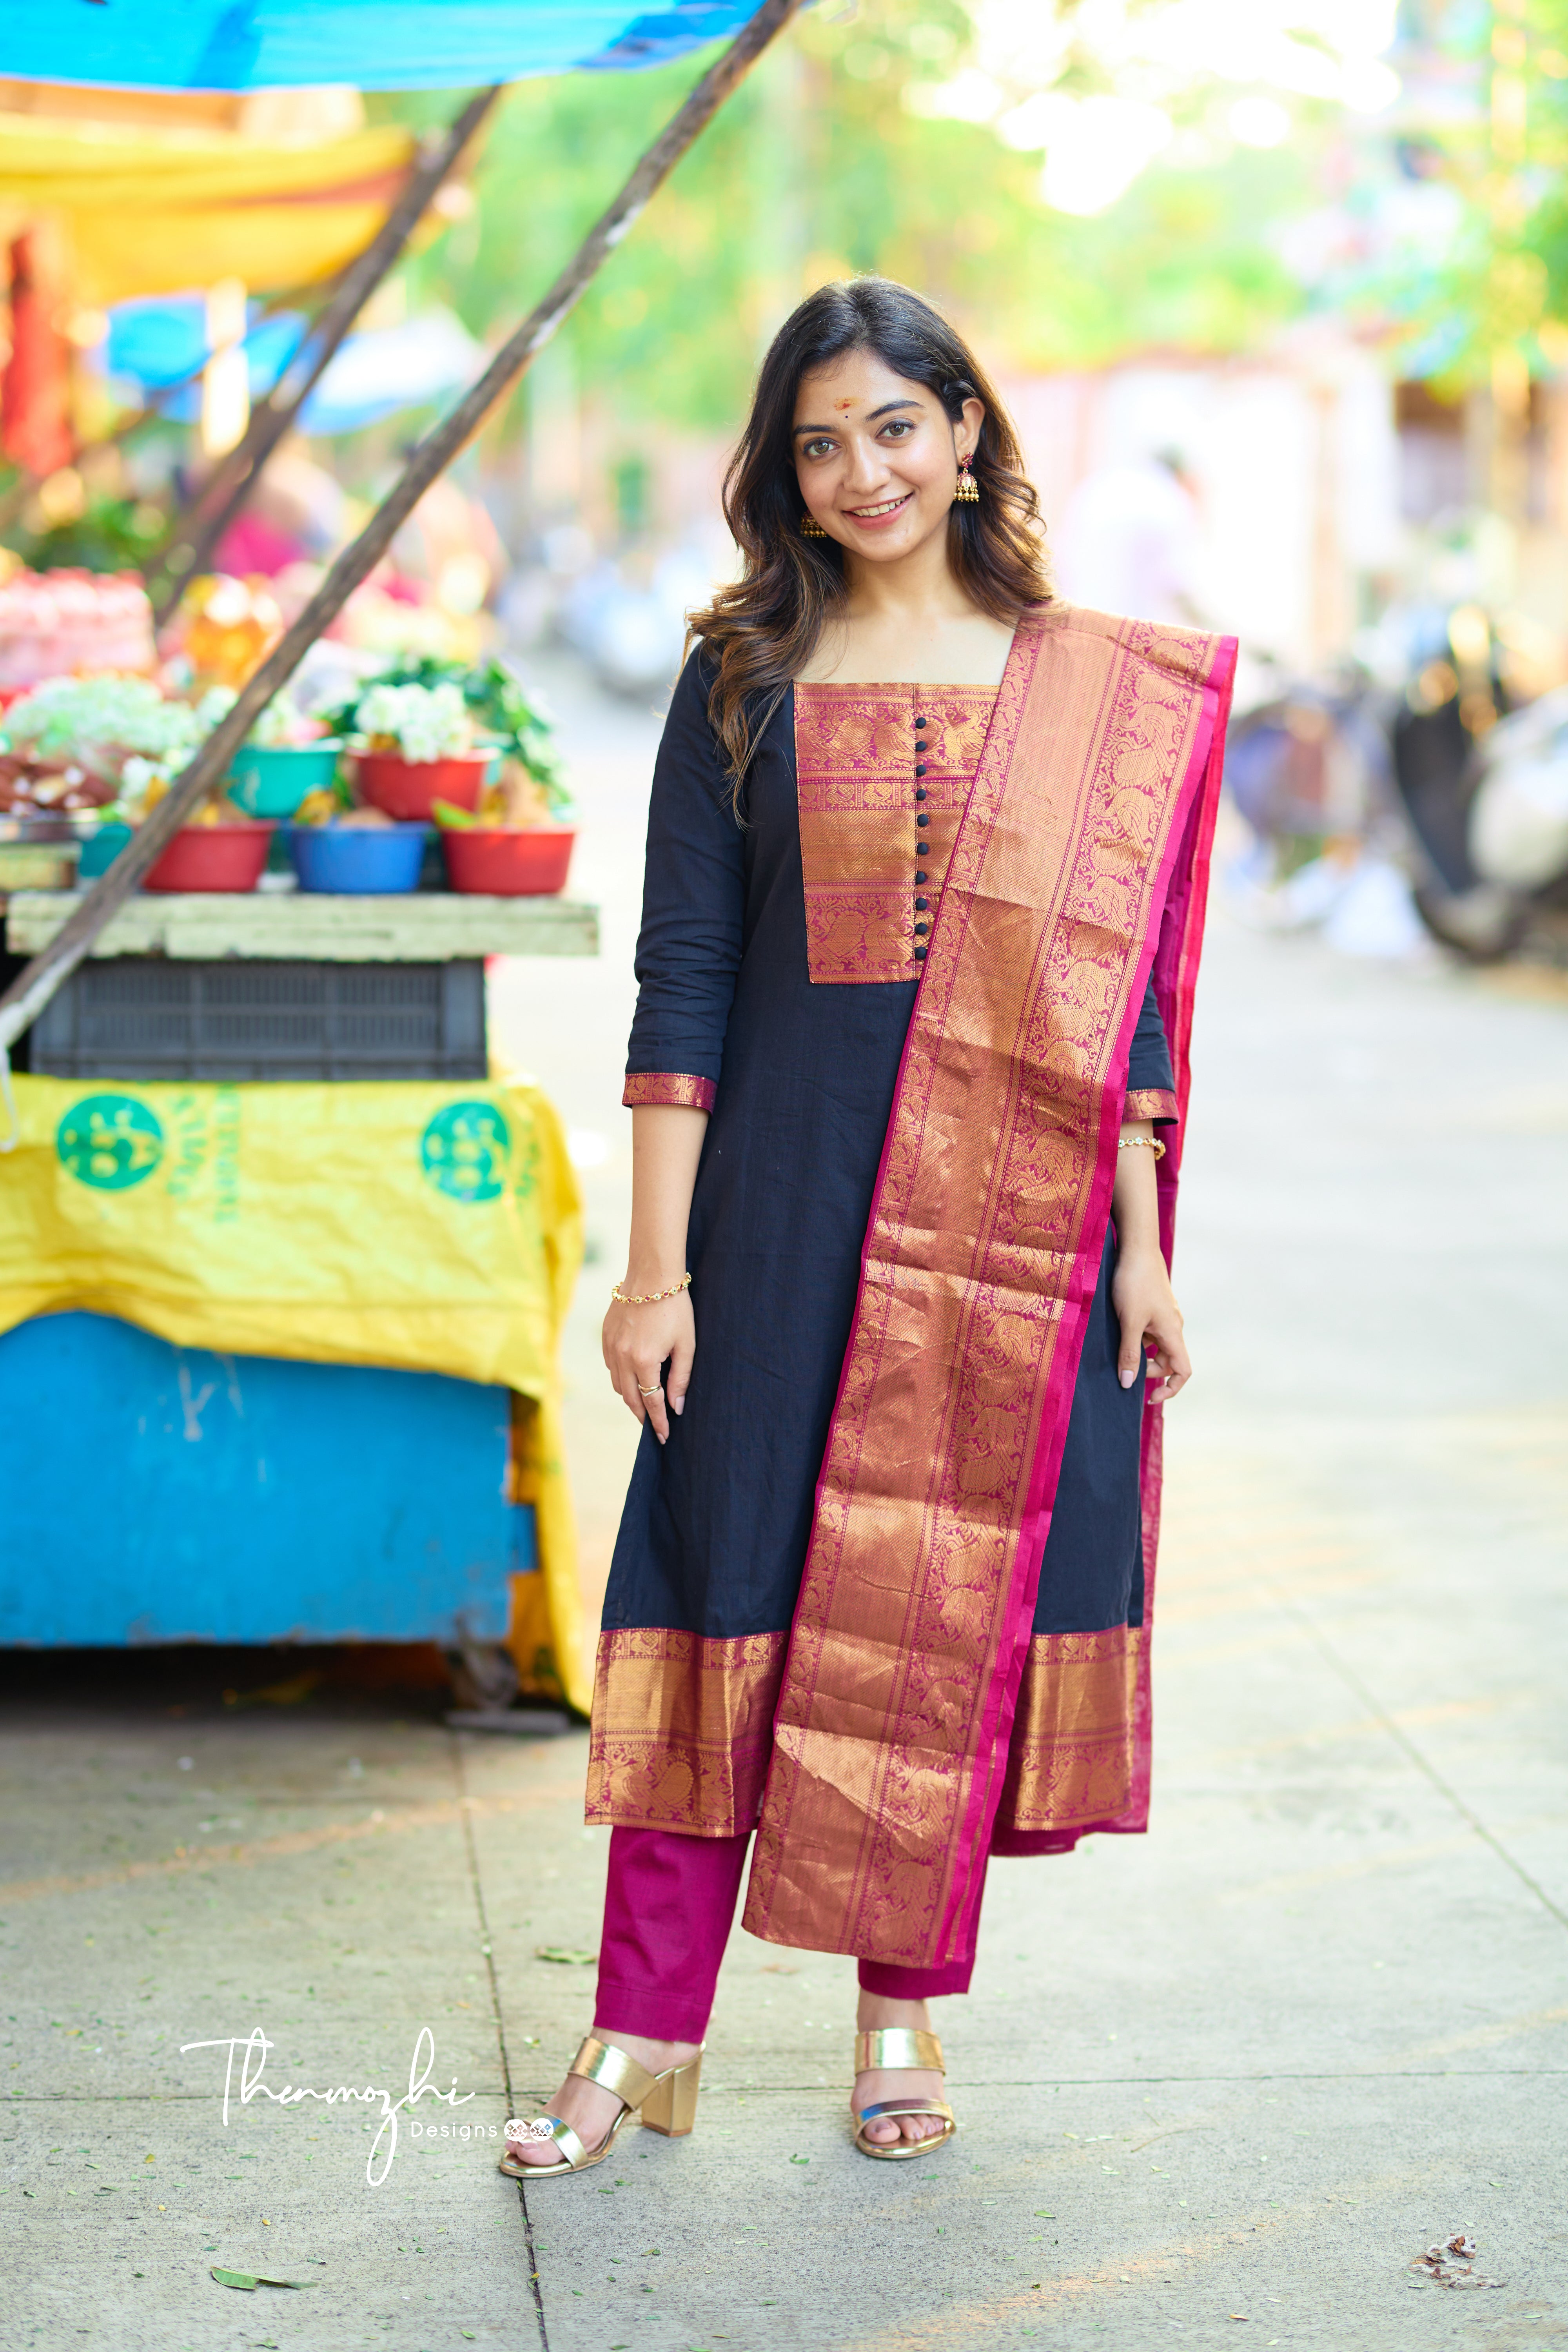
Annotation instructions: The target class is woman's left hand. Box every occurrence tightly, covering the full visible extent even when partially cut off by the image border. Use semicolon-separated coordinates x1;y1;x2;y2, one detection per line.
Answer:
1111;1244;1192;1404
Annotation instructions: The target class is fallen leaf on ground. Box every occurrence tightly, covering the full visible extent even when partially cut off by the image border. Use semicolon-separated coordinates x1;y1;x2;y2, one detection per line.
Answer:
209;2267;317;2292
1408;2230;1503;2290
534;1946;596;1965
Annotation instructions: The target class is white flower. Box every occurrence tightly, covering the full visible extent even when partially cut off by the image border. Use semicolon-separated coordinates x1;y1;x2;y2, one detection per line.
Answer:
248;693;301;748
0;674;222;787
356;681;472;762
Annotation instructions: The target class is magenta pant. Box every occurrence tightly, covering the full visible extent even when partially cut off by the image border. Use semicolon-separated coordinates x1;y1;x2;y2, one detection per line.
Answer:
593;1826;982;2045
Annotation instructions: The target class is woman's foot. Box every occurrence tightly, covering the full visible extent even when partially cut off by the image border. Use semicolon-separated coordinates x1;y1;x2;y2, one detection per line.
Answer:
853;1993;949;2147
506;2031;701;2168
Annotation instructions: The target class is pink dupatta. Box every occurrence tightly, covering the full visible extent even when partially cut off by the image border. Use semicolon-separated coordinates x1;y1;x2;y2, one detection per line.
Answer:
743;604;1237;1967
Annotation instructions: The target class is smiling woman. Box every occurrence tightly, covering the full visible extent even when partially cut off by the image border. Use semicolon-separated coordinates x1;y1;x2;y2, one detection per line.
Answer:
504;277;1237;2189
691;278;1049;788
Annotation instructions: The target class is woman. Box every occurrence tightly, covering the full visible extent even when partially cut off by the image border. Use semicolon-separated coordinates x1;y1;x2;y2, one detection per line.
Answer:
504;279;1235;2177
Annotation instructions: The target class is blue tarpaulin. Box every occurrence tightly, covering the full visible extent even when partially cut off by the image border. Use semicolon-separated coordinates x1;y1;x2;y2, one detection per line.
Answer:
105;295;487;433
1;3;764;93
106;299;303;395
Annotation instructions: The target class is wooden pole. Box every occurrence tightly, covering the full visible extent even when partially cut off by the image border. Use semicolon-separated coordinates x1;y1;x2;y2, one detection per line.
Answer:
147;83;504;622
0;0;799;1067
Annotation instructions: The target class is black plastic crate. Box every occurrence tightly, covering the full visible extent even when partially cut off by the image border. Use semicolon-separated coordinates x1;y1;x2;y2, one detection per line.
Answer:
28;958;486;1082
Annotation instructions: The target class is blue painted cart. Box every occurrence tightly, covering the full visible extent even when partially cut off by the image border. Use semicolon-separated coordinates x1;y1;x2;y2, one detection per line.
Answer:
0;1311;532;1648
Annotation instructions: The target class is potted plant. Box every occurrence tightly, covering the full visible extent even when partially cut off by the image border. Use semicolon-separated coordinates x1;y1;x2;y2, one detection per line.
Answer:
226;691;342;818
350;681;490;818
285;794;428;895
339;657;576;894
432;796;576;896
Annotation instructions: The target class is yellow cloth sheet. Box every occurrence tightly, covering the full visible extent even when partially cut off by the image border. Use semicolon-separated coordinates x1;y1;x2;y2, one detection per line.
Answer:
0;113;416;301
0;1074;587;1707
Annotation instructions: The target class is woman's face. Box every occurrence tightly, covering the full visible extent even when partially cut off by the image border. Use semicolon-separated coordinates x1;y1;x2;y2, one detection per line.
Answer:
792;347;982;564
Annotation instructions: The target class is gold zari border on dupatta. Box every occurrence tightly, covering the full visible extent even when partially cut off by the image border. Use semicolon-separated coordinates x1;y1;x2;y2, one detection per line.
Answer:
586;1628;787;1835
744;607;1230;1967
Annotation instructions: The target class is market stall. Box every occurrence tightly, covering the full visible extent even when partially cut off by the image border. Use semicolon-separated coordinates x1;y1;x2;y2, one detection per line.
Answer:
0;642;596;1710
0;1;802;1710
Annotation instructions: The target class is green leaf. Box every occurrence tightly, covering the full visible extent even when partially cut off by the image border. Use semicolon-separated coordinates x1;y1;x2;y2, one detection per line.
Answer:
430;797;478;831
209;2267;316;2292
789;2154;809;2164
534;1946;596;1965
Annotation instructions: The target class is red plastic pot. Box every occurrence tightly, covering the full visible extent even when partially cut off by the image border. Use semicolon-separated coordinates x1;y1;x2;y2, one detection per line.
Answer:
143;822;276;893
354;750;490;821
440;826;576;897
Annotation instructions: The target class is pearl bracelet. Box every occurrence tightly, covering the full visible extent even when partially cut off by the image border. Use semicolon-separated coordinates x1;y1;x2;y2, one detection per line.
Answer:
1117;1136;1166;1159
612;1272;692;1305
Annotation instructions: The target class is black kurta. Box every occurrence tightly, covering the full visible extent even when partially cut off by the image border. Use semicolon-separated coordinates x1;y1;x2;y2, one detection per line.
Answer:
605;653;1174;1653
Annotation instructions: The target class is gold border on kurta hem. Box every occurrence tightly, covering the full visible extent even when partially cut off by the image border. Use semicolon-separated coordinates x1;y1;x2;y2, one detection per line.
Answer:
994;1626;1143;1833
585;1627;788;1835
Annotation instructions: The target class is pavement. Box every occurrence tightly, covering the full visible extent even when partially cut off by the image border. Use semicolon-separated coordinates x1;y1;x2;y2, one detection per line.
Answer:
5;662;1568;2352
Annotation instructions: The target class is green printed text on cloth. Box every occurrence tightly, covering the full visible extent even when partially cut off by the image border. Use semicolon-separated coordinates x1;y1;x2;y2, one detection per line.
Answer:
0;1074;587;1707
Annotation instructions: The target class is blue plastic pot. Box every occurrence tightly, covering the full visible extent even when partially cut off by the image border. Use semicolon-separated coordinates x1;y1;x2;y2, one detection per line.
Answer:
228;742;341;818
287;822;427;895
77;822;133;880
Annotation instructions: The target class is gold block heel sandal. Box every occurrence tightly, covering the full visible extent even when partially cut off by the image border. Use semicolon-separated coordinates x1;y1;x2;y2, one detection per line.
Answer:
851;2027;957;2161
497;2036;703;2180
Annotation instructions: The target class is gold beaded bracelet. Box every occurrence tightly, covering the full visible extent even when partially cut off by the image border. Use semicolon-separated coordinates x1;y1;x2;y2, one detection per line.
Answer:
611;1272;692;1305
1118;1135;1167;1159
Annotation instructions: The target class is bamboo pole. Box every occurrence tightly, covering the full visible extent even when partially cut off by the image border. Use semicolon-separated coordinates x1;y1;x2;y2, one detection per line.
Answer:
0;0;799;1074
147;83;504;621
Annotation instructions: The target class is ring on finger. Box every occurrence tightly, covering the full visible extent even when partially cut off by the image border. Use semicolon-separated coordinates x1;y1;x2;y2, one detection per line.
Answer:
637;1381;662;1397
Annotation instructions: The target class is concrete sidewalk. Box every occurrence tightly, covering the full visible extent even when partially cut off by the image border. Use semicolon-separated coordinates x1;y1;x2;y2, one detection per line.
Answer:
7;673;1568;2348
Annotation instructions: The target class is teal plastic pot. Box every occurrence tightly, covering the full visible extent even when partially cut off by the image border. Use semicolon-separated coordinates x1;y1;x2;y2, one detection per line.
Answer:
227;741;341;818
78;822;133;880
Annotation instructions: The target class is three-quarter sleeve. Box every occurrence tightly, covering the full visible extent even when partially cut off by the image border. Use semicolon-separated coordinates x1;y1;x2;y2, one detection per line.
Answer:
1124;973;1178;1125
623;650;746;1113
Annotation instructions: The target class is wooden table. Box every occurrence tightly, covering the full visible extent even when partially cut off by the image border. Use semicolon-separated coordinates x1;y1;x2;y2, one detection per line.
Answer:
4;889;599;961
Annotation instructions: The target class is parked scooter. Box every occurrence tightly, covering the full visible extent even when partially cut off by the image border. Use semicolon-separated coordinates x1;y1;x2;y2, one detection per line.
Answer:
1222;660;1428;955
1226;604;1568;963
1380;602;1568;960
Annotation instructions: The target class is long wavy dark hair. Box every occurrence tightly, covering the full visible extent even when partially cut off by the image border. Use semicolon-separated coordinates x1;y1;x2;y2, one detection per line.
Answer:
687;277;1052;788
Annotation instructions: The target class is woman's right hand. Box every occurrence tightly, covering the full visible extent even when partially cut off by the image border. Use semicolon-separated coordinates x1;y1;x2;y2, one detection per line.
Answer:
603;1288;695;1445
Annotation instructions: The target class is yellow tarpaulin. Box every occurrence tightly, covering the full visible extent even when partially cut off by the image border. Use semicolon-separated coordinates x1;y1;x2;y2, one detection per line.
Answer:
0;1073;587;1708
0;112;417;301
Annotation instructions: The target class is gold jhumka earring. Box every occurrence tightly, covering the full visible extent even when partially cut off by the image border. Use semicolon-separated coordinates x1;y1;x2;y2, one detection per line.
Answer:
953;456;980;504
800;512;828;536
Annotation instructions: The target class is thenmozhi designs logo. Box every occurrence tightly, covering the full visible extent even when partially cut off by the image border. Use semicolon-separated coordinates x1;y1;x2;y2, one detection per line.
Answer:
56;1093;165;1191
419;1100;509;1203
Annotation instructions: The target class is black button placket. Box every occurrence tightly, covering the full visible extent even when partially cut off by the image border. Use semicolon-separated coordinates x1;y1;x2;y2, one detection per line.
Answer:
912;704;931;961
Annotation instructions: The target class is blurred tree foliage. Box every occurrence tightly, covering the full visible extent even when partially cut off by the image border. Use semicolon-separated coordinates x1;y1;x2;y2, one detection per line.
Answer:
1493;2;1568;350
372;0;1307;432
1393;0;1568;382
